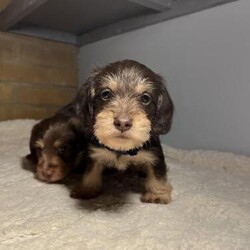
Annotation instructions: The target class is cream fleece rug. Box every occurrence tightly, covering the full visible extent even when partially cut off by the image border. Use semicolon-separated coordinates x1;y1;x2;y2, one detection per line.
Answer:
0;120;250;250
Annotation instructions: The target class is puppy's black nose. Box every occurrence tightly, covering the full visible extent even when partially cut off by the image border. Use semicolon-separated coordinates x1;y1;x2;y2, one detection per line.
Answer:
114;116;132;132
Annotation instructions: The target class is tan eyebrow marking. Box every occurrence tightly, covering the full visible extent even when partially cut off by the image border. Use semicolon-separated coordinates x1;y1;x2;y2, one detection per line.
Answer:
134;82;154;94
54;139;63;148
35;139;44;149
101;74;118;92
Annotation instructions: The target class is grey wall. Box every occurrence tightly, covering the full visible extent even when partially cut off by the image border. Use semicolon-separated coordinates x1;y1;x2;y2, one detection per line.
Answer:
79;0;250;156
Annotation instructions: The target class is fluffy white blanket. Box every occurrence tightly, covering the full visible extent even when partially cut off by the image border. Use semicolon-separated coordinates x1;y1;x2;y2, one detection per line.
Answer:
0;120;249;250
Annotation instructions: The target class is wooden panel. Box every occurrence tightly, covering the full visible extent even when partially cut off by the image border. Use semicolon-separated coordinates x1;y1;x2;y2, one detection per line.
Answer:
17;85;75;106
0;31;78;120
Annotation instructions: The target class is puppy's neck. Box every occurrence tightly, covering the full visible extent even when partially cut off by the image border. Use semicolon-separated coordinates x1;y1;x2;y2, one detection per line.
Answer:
91;137;142;156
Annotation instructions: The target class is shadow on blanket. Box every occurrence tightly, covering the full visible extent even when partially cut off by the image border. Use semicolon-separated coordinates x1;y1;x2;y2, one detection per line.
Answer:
21;156;145;212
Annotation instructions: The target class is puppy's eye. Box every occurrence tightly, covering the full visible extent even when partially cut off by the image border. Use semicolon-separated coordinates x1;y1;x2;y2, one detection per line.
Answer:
141;93;151;105
57;146;67;154
101;89;113;101
36;147;42;155
36;147;42;152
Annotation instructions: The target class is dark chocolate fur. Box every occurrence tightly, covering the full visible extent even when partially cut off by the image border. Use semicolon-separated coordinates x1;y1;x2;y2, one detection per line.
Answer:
71;60;174;203
27;105;87;182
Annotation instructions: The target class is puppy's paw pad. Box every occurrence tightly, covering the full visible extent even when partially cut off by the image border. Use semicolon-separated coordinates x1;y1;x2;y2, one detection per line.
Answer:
140;192;171;204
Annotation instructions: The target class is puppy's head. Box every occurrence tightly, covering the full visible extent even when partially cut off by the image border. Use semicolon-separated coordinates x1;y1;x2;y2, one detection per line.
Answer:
75;60;173;151
34;119;81;182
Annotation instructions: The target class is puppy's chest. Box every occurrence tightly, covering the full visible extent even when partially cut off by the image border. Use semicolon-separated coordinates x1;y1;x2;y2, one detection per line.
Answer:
89;146;156;170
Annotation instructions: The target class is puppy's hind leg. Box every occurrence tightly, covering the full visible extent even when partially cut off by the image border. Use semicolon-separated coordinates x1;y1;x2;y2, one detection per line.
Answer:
141;163;172;204
70;161;104;199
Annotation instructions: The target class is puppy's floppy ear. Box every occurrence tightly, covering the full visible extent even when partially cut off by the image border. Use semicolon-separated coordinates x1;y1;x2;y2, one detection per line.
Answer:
72;68;101;130
67;117;83;135
67;117;87;149
73;82;92;119
153;80;174;135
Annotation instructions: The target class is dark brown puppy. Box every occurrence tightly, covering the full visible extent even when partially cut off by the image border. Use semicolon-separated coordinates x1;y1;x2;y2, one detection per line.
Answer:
71;60;174;204
27;107;86;183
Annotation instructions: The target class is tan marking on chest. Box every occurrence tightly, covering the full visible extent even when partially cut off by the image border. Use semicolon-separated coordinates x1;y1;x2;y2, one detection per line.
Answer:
89;146;156;170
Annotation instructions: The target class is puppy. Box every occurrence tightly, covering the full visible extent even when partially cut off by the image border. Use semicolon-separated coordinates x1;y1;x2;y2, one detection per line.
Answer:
71;60;174;204
27;111;86;183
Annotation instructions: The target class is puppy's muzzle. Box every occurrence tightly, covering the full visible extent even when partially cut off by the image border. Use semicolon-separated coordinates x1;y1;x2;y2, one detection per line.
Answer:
113;115;132;132
42;168;54;180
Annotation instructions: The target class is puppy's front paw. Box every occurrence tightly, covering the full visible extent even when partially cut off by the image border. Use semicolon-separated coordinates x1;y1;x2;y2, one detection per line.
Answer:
140;192;171;204
70;186;102;200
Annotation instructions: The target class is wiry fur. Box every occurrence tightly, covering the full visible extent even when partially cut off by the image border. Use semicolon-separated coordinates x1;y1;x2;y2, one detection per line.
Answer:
72;60;174;204
93;98;151;151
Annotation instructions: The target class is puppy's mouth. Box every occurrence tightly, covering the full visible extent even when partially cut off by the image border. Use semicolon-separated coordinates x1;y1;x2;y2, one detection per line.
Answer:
94;131;147;151
36;163;69;183
37;171;67;183
114;132;130;139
